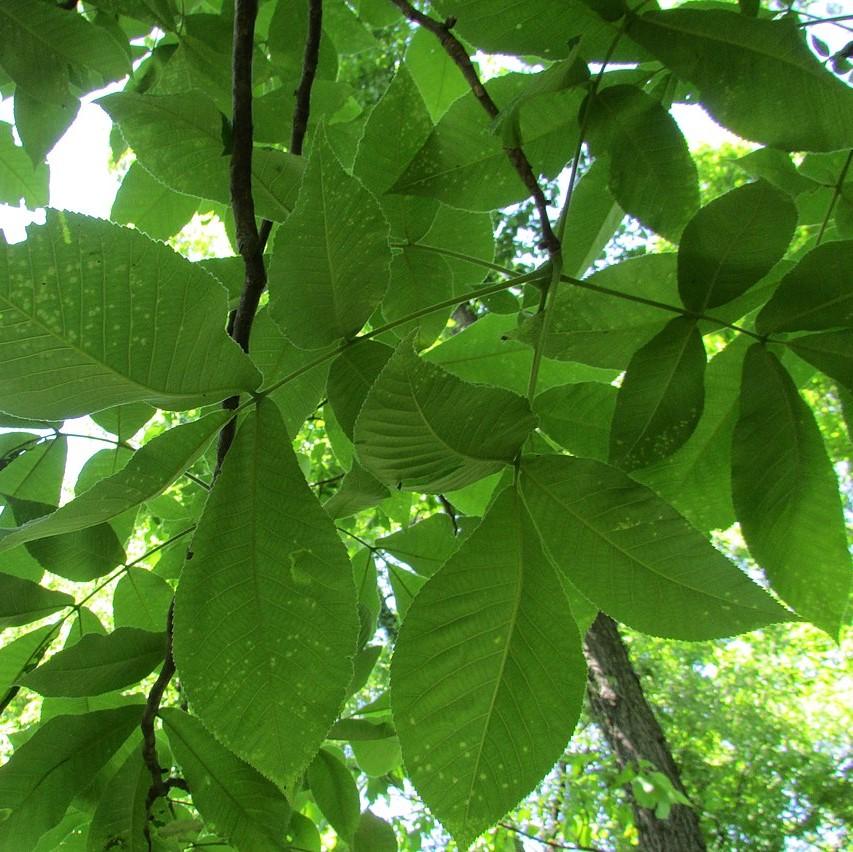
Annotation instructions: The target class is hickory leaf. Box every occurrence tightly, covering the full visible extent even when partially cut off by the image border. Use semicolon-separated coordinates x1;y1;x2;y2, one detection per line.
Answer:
173;399;359;788
269;131;391;348
0;210;259;420
520;455;793;640
392;488;586;848
732;345;850;638
354;339;536;492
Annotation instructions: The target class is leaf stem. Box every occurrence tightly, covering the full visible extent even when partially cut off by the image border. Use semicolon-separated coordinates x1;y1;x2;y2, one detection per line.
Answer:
816;148;852;245
388;0;559;254
255;269;547;401
527;23;624;401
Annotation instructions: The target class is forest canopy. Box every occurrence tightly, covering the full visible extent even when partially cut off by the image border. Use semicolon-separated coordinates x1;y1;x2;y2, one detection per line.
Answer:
0;0;851;850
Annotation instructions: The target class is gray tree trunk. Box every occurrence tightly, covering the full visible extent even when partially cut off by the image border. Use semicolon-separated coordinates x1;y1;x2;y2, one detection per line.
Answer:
584;613;707;851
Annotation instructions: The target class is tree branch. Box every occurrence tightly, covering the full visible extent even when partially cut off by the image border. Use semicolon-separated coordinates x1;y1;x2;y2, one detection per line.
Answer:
388;0;559;254
291;0;323;157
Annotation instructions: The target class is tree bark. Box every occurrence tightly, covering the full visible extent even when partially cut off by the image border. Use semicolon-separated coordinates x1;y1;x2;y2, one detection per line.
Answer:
583;613;707;851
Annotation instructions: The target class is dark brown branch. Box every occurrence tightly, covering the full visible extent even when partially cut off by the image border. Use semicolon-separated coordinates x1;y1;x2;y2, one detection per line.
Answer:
388;0;559;254
291;0;324;156
140;604;177;819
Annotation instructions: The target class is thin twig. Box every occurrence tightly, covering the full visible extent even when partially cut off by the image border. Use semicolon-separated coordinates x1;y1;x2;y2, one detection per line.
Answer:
498;821;605;851
388;0;559;254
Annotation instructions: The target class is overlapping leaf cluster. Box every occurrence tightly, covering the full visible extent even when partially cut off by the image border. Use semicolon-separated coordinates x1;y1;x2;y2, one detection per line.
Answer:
0;0;850;849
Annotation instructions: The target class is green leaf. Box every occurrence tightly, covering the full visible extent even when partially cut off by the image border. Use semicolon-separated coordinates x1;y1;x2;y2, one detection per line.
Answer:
353;65;433;196
328;340;394;439
324;460;389;521
391;488;586;848
0;411;230;554
352;810;397;852
250;308;333;438
307;748;360;842
111;161;200;241
86;748;149;852
520;454;793;640
99;92;304;222
0;121;48;207
354;339;536;492
387;563;427;621
13;88;80;166
634;336;748;532
112;567;174;631
585;85;698;240
432;0;624;61
392;74;581;211
327;718;396;742
626;9;853;152
161;709;292;852
0;624;53;699
0;434;67;505
515;254;678;369
26;520;126;583
609;317;706;472
0;571;72;628
492;57;590;147
534;382;617;460
22;627;166;697
0;0;129;105
351;735;402;777
0;705;143;850
378;514;458;577
6;494;127;583
419;204;496;290
736;148;818;198
173;399;359;787
756;241;853;335
732;345;850;638
90;403;154;444
426;313;613;392
404;28;469;122
561;158;624;278
268;132;391;349
788;331;853;394
0;210;259;420
383;247;454;348
678;180;797;312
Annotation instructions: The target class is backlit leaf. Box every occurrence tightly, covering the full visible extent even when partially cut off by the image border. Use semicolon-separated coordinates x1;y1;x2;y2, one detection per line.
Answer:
585;85;698;240
162;709;292;852
100;92;304;222
392;488;586;848
732;345;850;638
22;627;166;697
269;132;391;348
0;211;259;420
354;339;536;492
173;399;359;787
307;748;360;842
678;180;797;312
609;317;706;471
520;455;793;640
0;412;229;553
626;9;853;152
787;331;853;394
0;571;72;628
756;241;853;334
0;705;143;850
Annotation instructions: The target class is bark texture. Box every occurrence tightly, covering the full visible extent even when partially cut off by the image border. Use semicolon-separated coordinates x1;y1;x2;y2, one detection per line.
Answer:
584;613;707;851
